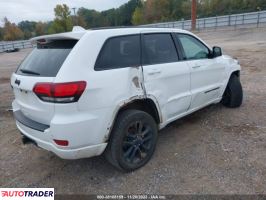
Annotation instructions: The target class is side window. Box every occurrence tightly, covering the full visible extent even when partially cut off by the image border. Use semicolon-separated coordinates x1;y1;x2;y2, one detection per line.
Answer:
95;35;140;70
177;34;209;60
142;33;178;65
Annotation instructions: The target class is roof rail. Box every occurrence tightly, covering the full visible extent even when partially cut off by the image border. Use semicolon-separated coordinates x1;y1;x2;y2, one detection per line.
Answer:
89;26;169;30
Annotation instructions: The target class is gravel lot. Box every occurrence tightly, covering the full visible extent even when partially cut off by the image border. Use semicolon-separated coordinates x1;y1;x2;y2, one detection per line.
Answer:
0;27;266;194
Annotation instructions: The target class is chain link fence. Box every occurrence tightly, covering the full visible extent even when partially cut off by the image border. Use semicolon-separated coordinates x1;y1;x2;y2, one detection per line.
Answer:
0;40;35;53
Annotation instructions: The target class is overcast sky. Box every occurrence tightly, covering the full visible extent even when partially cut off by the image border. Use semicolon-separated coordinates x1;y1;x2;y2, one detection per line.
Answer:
0;0;129;25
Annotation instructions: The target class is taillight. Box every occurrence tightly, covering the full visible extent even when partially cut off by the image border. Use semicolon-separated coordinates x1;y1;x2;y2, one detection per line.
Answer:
33;81;86;103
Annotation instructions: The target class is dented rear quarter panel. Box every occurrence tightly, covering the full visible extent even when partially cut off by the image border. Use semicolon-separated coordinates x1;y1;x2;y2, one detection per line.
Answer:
55;30;149;142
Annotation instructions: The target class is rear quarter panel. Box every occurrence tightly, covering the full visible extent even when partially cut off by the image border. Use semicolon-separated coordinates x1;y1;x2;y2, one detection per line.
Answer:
54;30;146;142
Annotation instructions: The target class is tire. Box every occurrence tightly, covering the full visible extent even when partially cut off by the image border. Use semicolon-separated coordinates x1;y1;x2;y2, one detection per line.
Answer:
221;74;243;108
104;109;158;172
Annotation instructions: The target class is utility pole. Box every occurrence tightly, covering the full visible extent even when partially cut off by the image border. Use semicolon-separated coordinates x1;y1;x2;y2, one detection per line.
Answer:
72;7;77;25
191;0;197;30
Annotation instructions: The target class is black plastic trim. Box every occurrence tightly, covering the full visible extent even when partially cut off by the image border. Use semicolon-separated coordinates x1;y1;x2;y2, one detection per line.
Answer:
13;110;50;132
205;87;220;94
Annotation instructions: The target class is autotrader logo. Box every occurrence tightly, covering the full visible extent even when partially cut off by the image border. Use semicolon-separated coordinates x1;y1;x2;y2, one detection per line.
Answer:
0;188;54;200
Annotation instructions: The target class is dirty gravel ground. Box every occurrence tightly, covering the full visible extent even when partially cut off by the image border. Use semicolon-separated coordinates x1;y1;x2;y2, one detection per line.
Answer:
0;27;266;194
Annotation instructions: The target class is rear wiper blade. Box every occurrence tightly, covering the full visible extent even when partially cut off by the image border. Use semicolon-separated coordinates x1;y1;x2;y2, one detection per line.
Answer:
19;69;40;75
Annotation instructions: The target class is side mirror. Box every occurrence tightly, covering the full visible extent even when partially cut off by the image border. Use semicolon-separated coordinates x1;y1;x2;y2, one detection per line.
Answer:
212;46;222;58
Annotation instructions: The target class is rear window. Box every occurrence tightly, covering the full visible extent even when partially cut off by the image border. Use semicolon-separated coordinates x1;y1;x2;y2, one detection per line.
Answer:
16;40;77;77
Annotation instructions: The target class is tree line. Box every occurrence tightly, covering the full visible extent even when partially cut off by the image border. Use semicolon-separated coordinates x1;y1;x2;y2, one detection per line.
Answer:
1;0;266;41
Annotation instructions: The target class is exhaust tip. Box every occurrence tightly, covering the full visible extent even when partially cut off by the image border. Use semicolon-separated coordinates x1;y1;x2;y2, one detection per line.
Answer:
22;136;37;146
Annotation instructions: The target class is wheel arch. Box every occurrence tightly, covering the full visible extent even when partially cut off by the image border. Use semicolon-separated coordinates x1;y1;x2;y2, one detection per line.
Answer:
231;70;240;78
118;98;161;124
227;70;241;87
106;97;162;142
221;69;243;108
220;69;241;97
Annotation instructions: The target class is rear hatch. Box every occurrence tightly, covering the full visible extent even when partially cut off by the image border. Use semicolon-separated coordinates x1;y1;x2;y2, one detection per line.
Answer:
11;39;77;125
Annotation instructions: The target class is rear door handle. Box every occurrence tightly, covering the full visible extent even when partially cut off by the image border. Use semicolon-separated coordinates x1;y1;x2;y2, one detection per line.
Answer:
192;65;201;69
147;69;161;75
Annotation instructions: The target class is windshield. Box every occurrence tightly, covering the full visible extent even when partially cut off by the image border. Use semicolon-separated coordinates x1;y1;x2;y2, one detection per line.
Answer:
16;40;77;77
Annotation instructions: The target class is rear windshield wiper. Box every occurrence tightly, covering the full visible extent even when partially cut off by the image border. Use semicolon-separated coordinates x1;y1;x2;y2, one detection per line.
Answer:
19;69;40;76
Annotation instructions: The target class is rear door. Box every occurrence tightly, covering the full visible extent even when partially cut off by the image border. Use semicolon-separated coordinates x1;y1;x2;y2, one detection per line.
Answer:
141;32;191;123
176;33;225;110
92;34;144;109
11;40;77;125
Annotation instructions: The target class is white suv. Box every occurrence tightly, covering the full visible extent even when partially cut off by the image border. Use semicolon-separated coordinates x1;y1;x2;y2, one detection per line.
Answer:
11;27;243;171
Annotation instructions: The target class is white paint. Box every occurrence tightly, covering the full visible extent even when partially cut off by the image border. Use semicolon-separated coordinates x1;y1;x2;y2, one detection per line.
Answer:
11;28;241;159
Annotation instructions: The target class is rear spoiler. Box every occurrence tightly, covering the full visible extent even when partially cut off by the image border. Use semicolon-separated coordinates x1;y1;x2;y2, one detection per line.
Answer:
30;27;87;44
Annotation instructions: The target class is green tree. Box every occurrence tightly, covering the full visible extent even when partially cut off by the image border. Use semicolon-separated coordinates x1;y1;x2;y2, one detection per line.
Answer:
143;0;266;24
132;7;144;25
132;0;188;24
71;15;87;28
78;8;101;28
257;0;266;10
118;0;142;25
168;0;187;20
18;20;36;39
35;22;48;36
77;0;142;28
3;17;24;41
0;27;4;41
48;4;73;33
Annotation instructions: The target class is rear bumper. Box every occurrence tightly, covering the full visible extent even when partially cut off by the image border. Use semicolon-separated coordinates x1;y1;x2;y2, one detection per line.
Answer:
16;121;107;159
12;99;114;159
14;110;49;132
